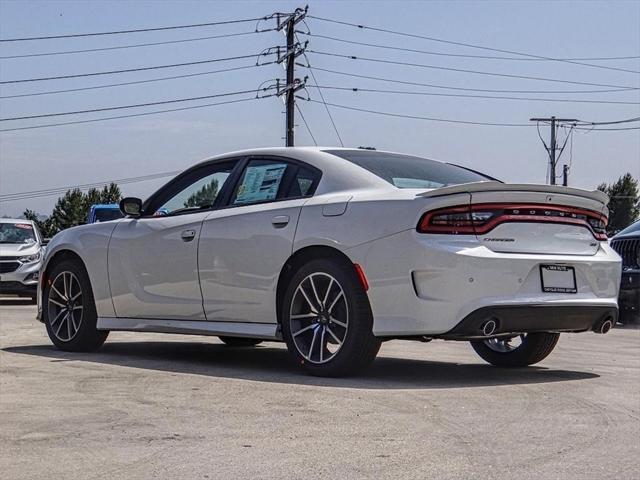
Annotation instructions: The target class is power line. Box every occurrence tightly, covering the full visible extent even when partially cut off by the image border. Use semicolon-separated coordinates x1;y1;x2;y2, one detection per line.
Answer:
307;50;640;90
307;15;640;75
0;16;270;42
306;99;640;131
0;96;266;133
307;84;640;105
306;66;637;94
1;171;182;201
295;103;318;146
300;50;344;146
0;87;275;122
0;64;268;99
576;116;640;125
306;99;533;127
0;52;273;84
574;125;640;131
0;31;268;60
303;32;640;73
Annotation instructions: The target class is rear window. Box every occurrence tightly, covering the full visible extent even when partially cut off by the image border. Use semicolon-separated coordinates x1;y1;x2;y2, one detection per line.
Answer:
325;150;490;189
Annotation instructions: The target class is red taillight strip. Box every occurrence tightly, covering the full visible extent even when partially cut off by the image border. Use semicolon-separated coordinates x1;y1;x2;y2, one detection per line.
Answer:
418;203;607;239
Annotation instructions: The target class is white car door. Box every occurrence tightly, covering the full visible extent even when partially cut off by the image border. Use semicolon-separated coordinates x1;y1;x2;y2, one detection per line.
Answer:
108;159;239;320
198;157;321;323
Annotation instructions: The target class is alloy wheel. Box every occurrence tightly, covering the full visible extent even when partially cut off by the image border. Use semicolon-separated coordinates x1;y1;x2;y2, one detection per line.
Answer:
289;272;349;364
47;271;84;342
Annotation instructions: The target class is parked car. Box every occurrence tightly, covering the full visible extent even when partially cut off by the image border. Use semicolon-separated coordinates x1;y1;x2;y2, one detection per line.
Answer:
610;220;640;324
37;148;621;376
87;204;124;223
0;218;45;303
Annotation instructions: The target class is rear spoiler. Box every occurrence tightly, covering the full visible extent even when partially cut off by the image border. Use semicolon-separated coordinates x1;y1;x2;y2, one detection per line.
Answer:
417;181;609;205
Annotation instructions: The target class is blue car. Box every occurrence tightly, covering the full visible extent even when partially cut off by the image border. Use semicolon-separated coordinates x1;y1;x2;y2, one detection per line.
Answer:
87;204;124;224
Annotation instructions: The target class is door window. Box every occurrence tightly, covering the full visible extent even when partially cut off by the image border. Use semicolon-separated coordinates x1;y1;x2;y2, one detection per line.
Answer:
229;159;321;206
231;160;289;206
147;161;236;216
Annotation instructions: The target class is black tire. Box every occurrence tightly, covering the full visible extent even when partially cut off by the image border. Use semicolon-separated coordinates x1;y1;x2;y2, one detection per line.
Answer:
43;259;108;352
470;332;560;367
218;336;263;347
281;258;381;377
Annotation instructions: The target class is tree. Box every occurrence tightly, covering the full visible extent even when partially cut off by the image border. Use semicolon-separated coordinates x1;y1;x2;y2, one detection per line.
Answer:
184;178;218;208
597;173;640;235
23;209;56;238
22;183;122;237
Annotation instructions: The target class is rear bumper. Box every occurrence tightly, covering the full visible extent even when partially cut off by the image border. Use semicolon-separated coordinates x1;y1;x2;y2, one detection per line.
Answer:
440;305;617;339
348;229;621;336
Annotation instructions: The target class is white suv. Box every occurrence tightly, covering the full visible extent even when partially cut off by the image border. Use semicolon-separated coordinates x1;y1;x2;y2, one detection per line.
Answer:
0;219;45;303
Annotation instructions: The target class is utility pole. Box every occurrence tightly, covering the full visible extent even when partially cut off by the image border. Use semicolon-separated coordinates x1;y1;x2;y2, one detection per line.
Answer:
276;7;308;147
530;116;578;185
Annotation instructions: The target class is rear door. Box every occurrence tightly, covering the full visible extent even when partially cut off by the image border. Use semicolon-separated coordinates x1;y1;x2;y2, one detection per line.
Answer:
198;157;320;323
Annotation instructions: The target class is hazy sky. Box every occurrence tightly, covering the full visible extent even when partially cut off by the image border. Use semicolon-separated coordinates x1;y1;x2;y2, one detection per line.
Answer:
1;0;639;217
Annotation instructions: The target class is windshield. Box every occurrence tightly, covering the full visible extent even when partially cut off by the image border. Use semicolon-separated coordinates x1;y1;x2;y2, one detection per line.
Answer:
325;150;492;189
0;222;37;244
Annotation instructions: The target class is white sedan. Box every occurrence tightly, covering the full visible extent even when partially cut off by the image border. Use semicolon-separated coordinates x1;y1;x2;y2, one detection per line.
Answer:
37;147;621;376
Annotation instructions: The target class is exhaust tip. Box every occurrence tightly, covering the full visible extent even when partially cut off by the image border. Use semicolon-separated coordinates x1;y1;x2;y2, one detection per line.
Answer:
594;317;613;334
481;319;497;336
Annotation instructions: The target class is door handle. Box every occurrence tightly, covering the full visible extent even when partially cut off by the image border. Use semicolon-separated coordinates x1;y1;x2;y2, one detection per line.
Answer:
271;215;290;228
181;229;196;241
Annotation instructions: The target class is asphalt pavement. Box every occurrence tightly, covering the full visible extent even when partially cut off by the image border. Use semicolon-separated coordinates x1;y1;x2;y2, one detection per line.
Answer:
1;299;638;479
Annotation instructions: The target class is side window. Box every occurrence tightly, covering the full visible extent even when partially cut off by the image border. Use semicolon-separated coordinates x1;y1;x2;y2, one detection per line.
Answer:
231;160;289;206
287;165;318;198
150;162;236;216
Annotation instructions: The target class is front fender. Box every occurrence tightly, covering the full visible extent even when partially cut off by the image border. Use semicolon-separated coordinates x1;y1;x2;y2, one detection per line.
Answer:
39;222;121;320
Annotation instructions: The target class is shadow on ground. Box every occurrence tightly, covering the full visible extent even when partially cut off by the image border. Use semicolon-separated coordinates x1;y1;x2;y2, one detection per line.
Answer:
4;341;599;390
0;298;35;306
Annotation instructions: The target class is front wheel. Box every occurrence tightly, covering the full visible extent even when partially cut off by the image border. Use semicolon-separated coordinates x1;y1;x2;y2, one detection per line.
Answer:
470;332;560;367
43;259;108;352
281;258;381;377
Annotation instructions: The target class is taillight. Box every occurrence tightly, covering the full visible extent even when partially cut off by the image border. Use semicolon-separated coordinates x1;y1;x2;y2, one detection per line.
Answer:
418;203;608;240
418;205;491;234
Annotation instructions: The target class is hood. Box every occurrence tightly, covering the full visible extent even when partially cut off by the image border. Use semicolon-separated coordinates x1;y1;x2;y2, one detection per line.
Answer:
0;242;40;257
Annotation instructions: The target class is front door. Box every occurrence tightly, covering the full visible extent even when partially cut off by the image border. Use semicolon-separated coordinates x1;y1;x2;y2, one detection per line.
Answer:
108;160;238;320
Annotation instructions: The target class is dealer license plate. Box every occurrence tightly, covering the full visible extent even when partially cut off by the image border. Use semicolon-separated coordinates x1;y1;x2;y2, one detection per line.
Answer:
540;265;577;294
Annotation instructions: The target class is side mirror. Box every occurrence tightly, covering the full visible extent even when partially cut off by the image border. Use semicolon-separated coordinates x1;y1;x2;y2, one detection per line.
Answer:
119;197;143;217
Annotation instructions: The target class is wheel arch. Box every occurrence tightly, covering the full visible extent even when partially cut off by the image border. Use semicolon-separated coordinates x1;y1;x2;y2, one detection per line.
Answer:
40;249;87;305
275;245;359;325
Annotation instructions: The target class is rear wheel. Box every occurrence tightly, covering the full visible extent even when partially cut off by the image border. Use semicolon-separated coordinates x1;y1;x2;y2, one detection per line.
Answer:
44;259;108;352
218;336;263;347
470;332;560;367
281;258;381;377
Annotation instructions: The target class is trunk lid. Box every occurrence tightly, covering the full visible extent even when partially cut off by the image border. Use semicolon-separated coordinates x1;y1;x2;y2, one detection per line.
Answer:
419;181;608;255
